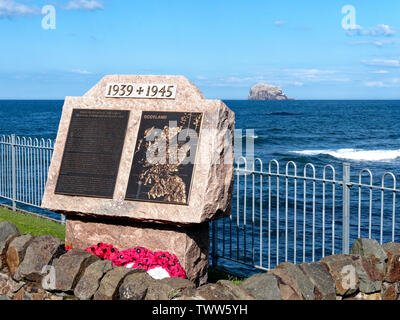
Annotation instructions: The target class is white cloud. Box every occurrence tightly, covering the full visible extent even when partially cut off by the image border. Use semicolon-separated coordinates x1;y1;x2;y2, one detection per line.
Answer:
365;78;400;87
351;40;384;47
274;21;285;27
0;0;38;18
195;75;208;80
350;39;400;47
64;0;103;11
70;69;93;75
284;69;350;82
365;81;386;87
362;59;400;67
346;24;396;37
370;70;389;74
292;81;304;86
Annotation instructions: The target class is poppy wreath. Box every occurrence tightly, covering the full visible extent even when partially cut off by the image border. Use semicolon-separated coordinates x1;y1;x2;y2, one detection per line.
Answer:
83;242;187;279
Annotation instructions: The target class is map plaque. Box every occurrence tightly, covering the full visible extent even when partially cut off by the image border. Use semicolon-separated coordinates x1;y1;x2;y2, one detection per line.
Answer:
55;109;129;198
125;111;203;205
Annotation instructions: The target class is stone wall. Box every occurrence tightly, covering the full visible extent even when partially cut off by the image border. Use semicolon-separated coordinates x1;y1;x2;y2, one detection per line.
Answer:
240;238;400;300
1;221;400;300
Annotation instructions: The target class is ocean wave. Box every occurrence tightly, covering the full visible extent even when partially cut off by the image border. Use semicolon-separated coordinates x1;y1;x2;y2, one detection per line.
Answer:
290;148;400;161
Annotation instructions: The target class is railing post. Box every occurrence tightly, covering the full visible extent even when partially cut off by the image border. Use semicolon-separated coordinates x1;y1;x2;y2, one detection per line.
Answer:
11;134;16;211
211;220;217;267
342;163;351;254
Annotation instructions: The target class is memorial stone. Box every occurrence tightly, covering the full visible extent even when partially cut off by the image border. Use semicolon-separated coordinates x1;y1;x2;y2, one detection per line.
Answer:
42;75;235;285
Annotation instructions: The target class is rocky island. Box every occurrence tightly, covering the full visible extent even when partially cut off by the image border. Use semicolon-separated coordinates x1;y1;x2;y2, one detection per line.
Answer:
248;83;292;100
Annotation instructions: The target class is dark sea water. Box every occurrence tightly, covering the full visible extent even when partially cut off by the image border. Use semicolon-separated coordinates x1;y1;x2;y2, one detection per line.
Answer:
3;99;400;171
1;99;400;275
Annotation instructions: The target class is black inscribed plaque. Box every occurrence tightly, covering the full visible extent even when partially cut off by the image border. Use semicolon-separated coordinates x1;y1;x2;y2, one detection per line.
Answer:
55;109;129;198
125;111;203;205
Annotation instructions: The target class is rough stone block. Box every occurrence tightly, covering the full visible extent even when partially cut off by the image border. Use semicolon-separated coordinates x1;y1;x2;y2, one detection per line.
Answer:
43;248;99;292
382;242;400;283
146;276;197;300
319;254;359;296
194;283;236;300
0;272;25;298
269;262;315;300
351;238;387;275
74;259;113;300
13;284;56;300
119;272;197;301
94;266;137;300
351;255;383;293
6;234;33;276
15;235;62;282
216;280;255;300
239;273;281;300
299;263;336;300
0;222;21;268
382;282;398;300
118;271;152;300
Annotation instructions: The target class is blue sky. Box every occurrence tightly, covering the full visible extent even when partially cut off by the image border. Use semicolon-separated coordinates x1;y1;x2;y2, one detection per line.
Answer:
0;0;399;99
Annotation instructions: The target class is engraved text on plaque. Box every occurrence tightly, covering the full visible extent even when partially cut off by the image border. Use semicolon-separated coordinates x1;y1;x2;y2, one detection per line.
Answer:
55;109;129;198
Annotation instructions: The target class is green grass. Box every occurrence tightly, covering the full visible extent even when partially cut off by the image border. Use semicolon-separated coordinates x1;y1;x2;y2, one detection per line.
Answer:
0;206;65;240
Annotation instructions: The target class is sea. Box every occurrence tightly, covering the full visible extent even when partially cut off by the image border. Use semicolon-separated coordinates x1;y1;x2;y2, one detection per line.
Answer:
1;99;400;276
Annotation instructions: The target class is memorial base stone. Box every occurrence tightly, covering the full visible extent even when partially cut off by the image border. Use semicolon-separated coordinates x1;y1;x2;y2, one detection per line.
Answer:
65;216;209;286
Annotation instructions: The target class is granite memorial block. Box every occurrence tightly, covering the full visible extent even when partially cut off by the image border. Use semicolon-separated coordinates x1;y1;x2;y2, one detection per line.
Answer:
42;75;235;284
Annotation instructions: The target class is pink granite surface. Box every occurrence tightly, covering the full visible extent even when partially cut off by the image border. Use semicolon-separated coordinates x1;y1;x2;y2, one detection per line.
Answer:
41;75;235;225
65;216;209;285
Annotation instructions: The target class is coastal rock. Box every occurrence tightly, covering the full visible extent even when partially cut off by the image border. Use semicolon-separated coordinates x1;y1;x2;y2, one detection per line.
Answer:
319;254;359;296
216;280;255;300
15;235;62;282
239;273;281;300
93;266;137;300
43;249;99;292
119;271;196;301
74;259;113;300
382;242;400;282
351;255;383;294
6;234;33;276
299;263;336;300
194;283;236;300
382;282;398;300
269;262;315;300
248;83;289;100
0;272;25;298
118;271;151;300
350;238;387;275
145;276;196;300
13;284;58;300
0;222;21;268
